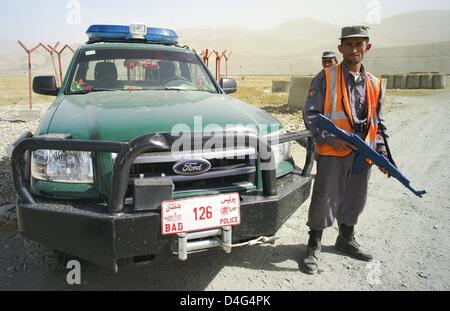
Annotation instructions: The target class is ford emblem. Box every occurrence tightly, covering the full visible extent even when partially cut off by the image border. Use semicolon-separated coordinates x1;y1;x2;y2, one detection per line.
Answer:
173;159;212;176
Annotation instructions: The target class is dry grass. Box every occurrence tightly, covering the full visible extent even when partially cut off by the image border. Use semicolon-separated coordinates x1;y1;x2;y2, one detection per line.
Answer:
230;75;289;106
230;76;302;131
0;75;54;106
385;89;435;97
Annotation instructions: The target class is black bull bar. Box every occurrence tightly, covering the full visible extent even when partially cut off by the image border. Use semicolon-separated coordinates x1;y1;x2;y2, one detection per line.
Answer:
11;131;315;213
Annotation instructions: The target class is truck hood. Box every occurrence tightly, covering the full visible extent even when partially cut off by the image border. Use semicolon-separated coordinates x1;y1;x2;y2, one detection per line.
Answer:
43;91;282;141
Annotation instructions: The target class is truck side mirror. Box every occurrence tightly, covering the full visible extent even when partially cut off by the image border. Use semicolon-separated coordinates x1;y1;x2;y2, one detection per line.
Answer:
33;76;59;96
220;78;237;94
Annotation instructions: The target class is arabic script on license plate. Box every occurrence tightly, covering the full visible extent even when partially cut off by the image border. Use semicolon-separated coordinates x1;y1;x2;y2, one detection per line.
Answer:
161;193;241;235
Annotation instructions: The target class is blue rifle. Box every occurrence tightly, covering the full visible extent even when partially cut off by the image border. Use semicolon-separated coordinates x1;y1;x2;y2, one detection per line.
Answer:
314;114;426;198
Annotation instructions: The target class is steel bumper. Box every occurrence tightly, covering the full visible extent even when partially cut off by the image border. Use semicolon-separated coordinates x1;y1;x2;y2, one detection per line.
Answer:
17;171;312;269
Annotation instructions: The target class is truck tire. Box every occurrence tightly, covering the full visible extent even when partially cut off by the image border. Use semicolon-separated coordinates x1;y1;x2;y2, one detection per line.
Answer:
23;239;68;271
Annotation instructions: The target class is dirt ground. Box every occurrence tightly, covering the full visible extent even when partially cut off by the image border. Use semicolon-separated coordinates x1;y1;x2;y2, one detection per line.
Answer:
0;87;449;291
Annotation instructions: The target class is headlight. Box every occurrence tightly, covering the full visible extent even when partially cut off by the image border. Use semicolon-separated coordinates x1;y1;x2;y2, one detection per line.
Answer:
266;129;291;168
31;150;94;184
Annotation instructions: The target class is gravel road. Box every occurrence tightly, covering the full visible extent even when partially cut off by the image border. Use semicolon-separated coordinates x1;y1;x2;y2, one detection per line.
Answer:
0;90;449;291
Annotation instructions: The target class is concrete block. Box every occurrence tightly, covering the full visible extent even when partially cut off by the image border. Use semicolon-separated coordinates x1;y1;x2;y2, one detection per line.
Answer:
380;79;387;103
406;74;420;89
432;74;446;89
288;76;314;111
394;75;407;89
419;74;433;89
381;75;395;89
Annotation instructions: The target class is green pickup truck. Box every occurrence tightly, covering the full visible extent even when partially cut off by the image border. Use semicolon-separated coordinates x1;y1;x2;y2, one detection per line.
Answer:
10;24;314;272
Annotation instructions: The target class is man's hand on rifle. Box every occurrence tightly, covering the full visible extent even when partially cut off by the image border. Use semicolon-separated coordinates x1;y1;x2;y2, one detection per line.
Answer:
379;151;389;175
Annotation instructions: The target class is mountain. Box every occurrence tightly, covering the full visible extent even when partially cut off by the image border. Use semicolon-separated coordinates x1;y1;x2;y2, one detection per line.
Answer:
366;41;450;75
370;10;450;47
1;10;450;75
180;10;450;75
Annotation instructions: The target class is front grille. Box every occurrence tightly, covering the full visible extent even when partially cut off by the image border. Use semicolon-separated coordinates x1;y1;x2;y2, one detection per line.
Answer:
129;148;257;194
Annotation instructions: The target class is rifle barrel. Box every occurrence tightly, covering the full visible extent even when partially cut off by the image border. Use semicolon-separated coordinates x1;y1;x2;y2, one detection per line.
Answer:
315;114;426;198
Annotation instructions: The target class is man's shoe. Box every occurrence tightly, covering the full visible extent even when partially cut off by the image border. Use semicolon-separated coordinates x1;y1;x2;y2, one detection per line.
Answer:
301;245;321;275
335;224;373;262
300;230;323;275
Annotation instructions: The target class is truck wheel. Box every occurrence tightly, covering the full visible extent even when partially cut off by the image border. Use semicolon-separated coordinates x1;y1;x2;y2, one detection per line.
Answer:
23;239;68;271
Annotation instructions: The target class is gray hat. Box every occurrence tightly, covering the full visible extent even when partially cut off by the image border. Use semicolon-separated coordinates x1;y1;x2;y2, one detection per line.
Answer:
322;51;337;59
340;25;370;40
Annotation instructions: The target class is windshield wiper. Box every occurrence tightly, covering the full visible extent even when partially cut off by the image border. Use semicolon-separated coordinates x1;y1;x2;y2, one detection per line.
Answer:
152;87;215;93
70;88;118;95
164;87;187;91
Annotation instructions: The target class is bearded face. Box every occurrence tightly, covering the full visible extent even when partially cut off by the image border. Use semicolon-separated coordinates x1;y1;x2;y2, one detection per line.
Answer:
338;38;372;67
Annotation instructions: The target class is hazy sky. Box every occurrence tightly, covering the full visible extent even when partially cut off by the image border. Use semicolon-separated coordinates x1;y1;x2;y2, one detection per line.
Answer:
2;0;450;43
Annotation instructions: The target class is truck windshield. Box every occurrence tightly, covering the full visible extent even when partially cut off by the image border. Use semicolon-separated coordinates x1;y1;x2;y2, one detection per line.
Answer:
66;48;218;94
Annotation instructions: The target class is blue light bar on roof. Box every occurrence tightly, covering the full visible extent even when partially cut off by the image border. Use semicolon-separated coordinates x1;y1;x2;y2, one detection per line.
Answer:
86;24;179;44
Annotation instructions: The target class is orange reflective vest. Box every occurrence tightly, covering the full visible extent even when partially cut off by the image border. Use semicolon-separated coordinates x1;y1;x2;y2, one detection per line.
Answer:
316;64;381;157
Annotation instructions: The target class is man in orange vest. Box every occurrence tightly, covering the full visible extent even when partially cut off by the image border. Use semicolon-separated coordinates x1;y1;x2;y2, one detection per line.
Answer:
301;26;389;274
322;51;338;69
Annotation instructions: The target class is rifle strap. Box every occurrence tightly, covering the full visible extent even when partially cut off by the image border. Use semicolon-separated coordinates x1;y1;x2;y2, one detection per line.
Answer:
377;109;397;168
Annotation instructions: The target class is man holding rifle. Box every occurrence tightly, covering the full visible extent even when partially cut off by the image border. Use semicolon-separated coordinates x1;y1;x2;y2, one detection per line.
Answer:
301;26;389;275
